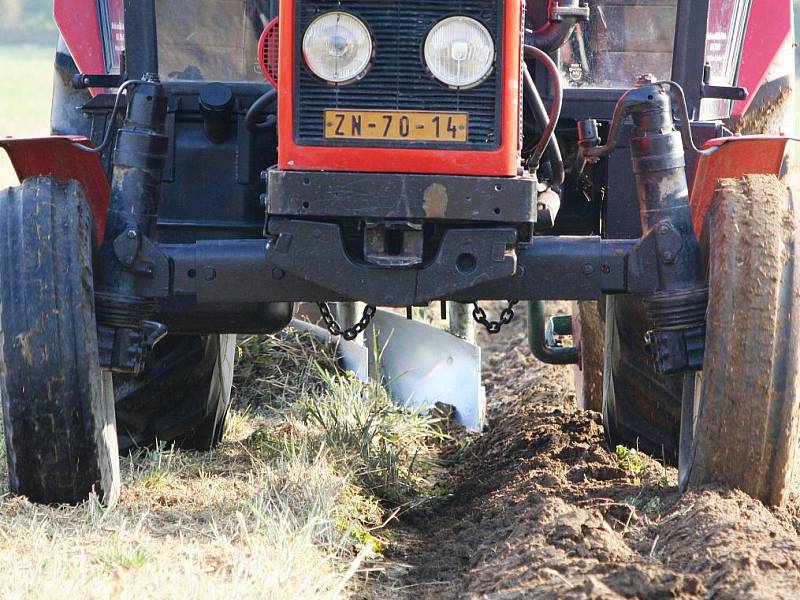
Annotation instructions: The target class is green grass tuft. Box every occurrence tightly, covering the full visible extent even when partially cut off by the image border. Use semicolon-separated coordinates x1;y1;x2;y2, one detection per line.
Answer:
99;546;151;572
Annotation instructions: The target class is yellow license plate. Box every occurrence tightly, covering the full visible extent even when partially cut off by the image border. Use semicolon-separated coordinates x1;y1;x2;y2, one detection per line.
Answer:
324;110;469;142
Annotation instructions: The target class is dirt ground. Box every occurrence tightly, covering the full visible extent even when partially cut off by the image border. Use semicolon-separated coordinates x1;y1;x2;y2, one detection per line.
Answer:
385;307;800;599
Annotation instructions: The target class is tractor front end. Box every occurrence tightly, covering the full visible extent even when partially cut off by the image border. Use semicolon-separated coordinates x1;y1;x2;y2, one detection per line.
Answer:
266;0;537;313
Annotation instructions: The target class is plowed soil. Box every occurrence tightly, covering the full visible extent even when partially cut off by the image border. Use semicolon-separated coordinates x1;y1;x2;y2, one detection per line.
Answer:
387;308;800;599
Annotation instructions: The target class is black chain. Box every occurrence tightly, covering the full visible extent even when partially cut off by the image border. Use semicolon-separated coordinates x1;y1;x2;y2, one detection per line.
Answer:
472;301;519;334
317;303;377;341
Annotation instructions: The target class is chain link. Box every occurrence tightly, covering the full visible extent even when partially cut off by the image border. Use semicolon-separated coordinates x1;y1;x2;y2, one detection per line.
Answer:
472;301;519;334
317;303;377;341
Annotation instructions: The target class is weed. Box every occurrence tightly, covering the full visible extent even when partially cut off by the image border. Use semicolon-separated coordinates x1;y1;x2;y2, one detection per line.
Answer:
644;496;663;513
99;545;150;572
301;367;445;505
615;445;648;476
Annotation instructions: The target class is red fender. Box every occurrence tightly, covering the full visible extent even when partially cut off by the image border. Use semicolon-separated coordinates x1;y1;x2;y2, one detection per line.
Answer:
0;137;111;244
690;136;791;238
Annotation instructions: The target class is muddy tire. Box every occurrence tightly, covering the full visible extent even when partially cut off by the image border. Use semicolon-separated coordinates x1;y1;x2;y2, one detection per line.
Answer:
0;178;120;505
603;295;683;462
574;301;604;412
114;334;236;452
685;175;800;506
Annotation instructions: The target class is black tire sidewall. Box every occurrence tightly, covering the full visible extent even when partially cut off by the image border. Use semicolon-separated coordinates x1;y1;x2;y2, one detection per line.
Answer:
0;177;119;505
114;334;236;451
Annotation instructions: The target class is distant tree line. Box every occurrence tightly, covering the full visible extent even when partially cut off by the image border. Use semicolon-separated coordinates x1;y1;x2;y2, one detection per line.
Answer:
0;0;57;46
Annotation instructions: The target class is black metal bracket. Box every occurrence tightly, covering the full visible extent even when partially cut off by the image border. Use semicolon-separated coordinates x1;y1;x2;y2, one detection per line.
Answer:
700;62;749;101
157;231;648;307
266;219;518;306
701;84;748;101
72;74;125;89
113;231;171;297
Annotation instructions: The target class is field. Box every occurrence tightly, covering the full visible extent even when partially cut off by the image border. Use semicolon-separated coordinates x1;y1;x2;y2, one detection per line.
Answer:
1;38;800;599
0;44;53;188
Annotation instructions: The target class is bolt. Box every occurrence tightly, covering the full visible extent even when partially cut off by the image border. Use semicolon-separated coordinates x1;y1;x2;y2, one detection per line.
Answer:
658;223;671;235
260;170;268;183
601;264;611;274
271;268;285;280
126;229;138;239
582;263;595;276
662;251;675;262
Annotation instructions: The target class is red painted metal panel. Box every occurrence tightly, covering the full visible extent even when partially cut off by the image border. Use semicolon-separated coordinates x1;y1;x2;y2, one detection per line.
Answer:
55;0;125;95
277;0;524;177
259;17;280;87
0;137;111;245
733;0;792;118
54;0;105;76
690;136;790;238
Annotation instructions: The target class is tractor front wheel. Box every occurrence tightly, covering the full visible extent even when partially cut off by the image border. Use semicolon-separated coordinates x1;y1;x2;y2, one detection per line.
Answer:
683;175;800;505
0;177;120;505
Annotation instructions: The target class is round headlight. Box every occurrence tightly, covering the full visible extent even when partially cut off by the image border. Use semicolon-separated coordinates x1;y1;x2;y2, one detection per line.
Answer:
424;16;495;89
302;12;373;84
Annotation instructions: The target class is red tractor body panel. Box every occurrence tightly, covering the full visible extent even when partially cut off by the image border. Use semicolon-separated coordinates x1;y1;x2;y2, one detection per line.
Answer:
54;0;105;77
732;0;793;119
276;0;524;177
54;0;125;95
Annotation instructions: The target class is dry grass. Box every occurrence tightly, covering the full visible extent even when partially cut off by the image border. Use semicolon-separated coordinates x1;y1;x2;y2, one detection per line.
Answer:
0;329;444;599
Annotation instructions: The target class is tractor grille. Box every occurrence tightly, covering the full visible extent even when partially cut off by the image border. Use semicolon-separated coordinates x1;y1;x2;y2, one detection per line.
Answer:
294;0;503;149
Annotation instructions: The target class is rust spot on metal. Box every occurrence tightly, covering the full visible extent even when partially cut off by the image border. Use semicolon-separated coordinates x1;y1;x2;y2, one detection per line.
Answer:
16;332;35;366
423;183;448;219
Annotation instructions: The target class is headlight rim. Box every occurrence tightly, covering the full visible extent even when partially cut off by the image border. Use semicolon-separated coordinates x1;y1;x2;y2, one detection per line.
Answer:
422;15;496;90
302;10;375;86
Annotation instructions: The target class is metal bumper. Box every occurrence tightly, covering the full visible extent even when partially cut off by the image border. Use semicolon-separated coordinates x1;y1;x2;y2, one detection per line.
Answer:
152;220;660;307
266;170;538;224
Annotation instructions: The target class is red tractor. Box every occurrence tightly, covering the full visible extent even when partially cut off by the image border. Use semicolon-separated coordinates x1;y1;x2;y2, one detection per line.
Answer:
0;0;796;506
